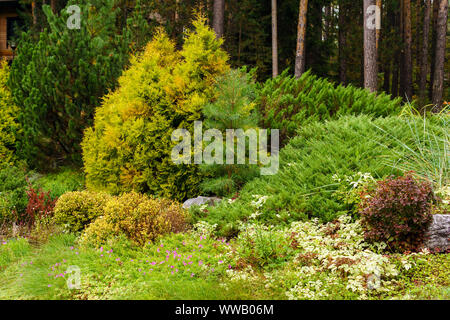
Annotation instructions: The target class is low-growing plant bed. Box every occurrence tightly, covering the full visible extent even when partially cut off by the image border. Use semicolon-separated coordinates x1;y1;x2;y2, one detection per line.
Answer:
0;216;448;300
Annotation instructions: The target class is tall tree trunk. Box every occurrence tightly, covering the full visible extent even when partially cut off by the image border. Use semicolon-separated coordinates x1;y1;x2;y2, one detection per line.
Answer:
376;0;381;50
175;0;179;23
431;0;448;108
383;4;397;94
383;62;391;93
364;0;378;92
238;21;242;64
338;0;347;85
32;1;37;25
213;0;225;38
399;0;405;96
295;0;308;78
306;1;322;70
402;0;413;100
415;0;422;68
392;51;400;96
419;0;431;103
392;6;401;97
429;0;440;99
50;0;56;13
324;5;332;41
272;0;278;78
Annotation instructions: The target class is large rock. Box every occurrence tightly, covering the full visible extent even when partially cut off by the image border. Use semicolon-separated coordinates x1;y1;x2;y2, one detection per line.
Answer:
182;196;221;209
424;214;450;252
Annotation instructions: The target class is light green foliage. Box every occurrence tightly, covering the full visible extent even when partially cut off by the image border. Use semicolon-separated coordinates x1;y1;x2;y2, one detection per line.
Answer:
200;68;260;196
0;225;448;300
332;172;377;218
0;60;20;165
0;165;29;224
33;168;85;199
0;233;254;300
53;191;112;233
199;116;447;237
82;17;229;200
226;215;397;300
0;238;31;269
79;192;189;247
235;223;294;269
389;253;450;299
9;1;130;167
259;70;404;146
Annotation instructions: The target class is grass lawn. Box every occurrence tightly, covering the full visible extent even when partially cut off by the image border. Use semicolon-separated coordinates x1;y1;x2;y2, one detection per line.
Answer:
1;230;448;300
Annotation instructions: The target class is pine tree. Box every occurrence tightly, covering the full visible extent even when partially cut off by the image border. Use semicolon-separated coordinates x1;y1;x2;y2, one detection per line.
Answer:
200;68;260;196
9;0;131;168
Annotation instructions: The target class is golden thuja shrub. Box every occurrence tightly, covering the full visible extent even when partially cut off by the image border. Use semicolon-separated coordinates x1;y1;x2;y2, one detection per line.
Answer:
0;60;21;165
79;192;189;247
82;16;229;200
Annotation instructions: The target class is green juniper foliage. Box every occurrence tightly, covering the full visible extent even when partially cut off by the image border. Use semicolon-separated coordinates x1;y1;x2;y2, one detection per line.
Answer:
9;1;131;168
0;165;30;224
200;68;260;196
33;167;85;200
259;70;404;146
197;115;447;237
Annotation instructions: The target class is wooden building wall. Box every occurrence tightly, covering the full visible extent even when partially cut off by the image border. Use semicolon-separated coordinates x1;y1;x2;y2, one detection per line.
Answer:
0;1;19;60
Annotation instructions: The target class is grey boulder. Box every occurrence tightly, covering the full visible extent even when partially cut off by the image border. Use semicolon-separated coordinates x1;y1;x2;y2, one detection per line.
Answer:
182;196;221;209
424;214;450;252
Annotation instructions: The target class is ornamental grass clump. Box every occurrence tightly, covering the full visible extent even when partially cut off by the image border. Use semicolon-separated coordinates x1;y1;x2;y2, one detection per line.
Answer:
359;173;437;252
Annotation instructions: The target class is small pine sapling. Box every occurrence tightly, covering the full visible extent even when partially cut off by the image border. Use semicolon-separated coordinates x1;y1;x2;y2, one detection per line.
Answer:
200;68;260;196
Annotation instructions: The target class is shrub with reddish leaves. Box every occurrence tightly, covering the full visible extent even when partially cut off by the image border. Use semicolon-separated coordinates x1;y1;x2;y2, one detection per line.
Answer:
25;184;56;225
359;173;436;252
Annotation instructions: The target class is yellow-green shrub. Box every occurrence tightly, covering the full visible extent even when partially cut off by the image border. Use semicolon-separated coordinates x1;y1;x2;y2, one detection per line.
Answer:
78;215;116;247
0;60;20;164
82;17;229;201
80;192;188;247
53;191;112;233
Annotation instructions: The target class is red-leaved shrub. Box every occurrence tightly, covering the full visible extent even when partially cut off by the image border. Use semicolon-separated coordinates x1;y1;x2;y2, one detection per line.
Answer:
359;173;436;252
25;184;56;225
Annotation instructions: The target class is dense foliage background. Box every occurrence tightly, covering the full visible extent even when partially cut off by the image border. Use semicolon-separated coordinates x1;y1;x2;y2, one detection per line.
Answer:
0;0;448;301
